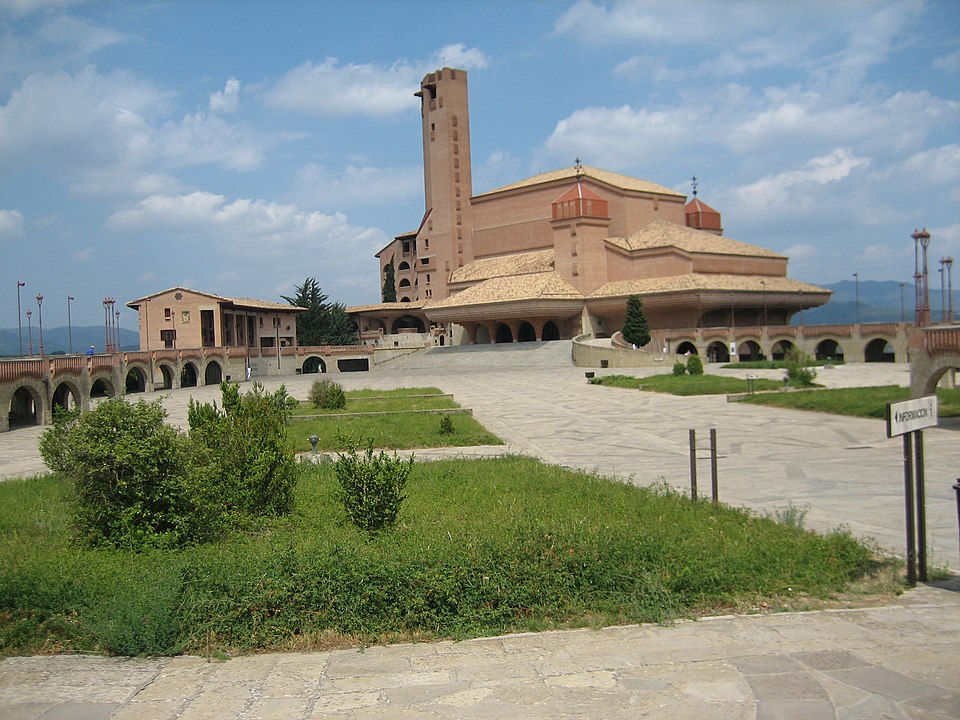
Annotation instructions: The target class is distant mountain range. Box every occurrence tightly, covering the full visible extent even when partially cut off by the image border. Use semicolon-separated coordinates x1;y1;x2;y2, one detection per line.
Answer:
0;325;139;357
801;280;959;325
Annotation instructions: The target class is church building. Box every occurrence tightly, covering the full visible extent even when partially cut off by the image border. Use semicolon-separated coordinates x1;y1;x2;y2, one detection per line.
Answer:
349;67;829;346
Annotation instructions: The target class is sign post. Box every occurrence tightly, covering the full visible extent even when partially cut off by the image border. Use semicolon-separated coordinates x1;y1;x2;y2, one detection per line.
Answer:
886;396;938;585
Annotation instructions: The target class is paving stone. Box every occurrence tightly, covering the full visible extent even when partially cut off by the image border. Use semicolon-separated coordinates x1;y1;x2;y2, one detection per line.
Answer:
757;699;836;719
827;668;948;702
745;672;829;701
33;703;118;720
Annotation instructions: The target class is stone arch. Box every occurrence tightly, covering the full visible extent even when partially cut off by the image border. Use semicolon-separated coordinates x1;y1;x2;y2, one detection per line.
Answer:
180;362;199;388
391;315;425;333
816;339;844;362
738;340;762;362
864;337;896;363
125;367;147;393
676;341;698;355
914;358;960;397
302;356;327;374
398;278;412;288
475;325;491;344
9;385;41;428
518;322;536;342
398;261;411;271
706;341;730;363
203;360;223;386
399;296;411;302
495;324;514;343
90;377;114;398
157;363;175;390
542;321;560;341
52;381;82;413
770;339;795;361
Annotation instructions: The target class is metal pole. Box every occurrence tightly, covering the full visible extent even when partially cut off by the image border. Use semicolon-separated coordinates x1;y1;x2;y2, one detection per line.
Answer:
899;283;905;323
709;428;718;504
853;273;860;325
67;295;74;354
903;433;916;586
26;309;33;356
939;262;946;323
35;294;44;358
915;430;927;583
689;429;698;501
953;479;960;568
115;309;121;352
103;298;110;352
16;281;25;356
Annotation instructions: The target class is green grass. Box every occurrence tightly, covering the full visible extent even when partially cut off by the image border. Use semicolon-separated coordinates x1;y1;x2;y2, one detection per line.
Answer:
592;373;784;395
286;386;503;451
293;387;457;415
0;458;891;657
739;385;960;419
723;360;843;369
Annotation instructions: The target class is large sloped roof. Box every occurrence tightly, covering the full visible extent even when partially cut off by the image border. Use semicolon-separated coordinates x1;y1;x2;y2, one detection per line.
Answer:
428;272;582;308
476;165;685;199
126;286;304;312
449;249;555;284
591;274;829;298
606;220;783;258
347;299;429;313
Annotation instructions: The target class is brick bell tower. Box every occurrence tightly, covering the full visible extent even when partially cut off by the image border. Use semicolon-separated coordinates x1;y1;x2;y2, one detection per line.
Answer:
413;67;473;301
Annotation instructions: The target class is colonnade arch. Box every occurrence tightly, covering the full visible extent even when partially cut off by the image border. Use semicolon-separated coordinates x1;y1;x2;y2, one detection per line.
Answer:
706;341;730;362
180;362;198;388
9;386;41;428
302;356;327;374
90;377;114;398
864;338;895;362
737;340;762;362
816;339;844;362
676;341;698;355
770;339;795;360
52;381;81;413
203;360;223;386
125;367;147;393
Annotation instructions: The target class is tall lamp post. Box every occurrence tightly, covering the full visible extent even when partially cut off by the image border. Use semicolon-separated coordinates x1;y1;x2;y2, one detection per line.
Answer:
912;228;931;326
16;281;25;356
115;309;121;351
899;282;905;323
852;273;860;325
35;294;44;359
944;257;954;322
67;295;75;354
26;309;33;356
938;260;947;322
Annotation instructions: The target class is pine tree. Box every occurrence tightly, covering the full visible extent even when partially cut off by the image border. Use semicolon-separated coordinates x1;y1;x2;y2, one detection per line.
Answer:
382;258;397;303
622;294;651;348
283;278;358;346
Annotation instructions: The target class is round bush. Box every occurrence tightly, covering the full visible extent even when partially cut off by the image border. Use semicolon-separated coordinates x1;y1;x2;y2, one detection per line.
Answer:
309;379;346;410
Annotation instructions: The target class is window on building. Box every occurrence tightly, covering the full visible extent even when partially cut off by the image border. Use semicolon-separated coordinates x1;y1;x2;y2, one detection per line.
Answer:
164;308;172;319
160;329;175;348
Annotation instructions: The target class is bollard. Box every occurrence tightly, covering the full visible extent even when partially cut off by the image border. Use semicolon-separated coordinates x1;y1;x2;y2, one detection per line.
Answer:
308;434;319;454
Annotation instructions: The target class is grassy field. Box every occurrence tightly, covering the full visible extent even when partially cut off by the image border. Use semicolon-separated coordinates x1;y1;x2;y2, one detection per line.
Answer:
591;373;784;395
0;457;893;657
740;385;960;418
285;387;502;452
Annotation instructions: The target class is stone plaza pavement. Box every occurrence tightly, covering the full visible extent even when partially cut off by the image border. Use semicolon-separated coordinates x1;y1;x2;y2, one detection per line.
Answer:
1;349;959;718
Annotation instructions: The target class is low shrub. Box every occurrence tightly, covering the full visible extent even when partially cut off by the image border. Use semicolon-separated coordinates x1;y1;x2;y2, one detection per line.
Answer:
686;355;704;375
785;350;817;387
439;415;454;435
39;397;217;550
309;379;346;410
334;439;414;533
672;362;687;376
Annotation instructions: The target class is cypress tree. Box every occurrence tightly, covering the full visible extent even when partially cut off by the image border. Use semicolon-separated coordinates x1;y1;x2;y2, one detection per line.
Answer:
622;294;651;348
382;258;397;303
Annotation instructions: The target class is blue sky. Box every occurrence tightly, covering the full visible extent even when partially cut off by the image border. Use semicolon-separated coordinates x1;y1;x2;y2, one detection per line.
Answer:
1;0;958;329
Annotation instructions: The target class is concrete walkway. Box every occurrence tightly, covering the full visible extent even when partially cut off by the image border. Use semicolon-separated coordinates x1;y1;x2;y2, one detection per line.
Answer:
2;356;960;719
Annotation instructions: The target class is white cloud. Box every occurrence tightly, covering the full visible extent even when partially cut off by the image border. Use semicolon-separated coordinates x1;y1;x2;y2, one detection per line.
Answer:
266;58;420;116
0;208;25;236
729;148;870;222
434;44;490;70
290;163;422;208
107;191;386;260
783;243;816;260
934;49;960;74
541;104;696;171
209;77;241;113
900;145;960;185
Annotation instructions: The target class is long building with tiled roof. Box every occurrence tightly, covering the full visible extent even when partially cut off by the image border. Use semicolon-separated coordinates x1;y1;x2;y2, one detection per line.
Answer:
349;67;829;347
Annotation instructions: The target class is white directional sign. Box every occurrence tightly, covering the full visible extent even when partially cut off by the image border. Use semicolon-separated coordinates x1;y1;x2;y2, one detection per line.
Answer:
886;396;938;437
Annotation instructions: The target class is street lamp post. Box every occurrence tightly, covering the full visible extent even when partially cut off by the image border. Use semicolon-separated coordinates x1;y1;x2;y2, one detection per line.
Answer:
852;273;860;325
67;295;75;354
26;309;33;356
939;260;947;322
899;283;905;323
35;294;44;359
16;281;25;356
945;257;954;322
115;310;121;351
912;228;931;326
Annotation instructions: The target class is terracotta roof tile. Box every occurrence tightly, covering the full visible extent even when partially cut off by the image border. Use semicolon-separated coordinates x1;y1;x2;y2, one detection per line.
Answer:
347;300;428;313
449;250;555;283
606;220;783;258
591;274;829;298
477;165;684;198
429;272;583;308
